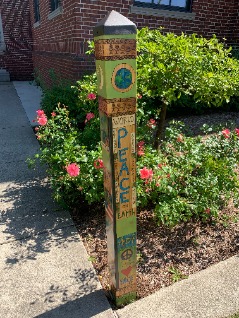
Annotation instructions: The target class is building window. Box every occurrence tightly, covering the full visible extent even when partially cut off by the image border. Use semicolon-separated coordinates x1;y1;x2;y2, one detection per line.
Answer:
50;0;61;12
134;0;192;11
0;13;6;52
33;0;40;22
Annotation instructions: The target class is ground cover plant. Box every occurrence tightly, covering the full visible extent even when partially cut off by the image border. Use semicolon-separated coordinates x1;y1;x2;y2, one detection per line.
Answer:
29;30;239;301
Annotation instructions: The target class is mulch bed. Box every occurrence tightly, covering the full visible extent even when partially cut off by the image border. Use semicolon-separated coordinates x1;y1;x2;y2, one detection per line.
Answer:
71;111;239;303
71;203;238;301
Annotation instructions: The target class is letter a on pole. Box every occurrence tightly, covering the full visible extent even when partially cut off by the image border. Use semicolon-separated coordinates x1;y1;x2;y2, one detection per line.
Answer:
94;11;137;306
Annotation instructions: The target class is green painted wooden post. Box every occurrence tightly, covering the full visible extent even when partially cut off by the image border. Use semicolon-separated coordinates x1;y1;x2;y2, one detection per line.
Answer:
93;11;137;307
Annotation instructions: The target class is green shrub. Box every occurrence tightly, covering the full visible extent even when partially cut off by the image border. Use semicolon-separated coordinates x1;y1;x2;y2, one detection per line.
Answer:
30;33;239;225
41;73;98;128
137;28;239;146
32;106;104;208
137;121;239;226
31;105;239;226
41;83;79;118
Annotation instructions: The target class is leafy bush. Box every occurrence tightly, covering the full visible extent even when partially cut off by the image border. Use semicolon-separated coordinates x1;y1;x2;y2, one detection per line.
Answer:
137;28;239;146
31;105;239;226
31;31;239;226
41;73;98;128
137;121;239;226
41;83;79;118
31;106;104;208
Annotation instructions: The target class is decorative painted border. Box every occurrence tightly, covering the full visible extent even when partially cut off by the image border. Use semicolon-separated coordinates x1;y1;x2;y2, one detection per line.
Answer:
98;96;136;116
95;38;136;61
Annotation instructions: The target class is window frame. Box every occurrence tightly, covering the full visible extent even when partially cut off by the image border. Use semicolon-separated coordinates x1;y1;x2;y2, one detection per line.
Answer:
33;0;40;23
50;0;61;12
0;13;6;52
133;0;192;12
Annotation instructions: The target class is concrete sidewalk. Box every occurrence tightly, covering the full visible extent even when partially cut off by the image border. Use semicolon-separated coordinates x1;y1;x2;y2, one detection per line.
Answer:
0;82;115;318
117;256;239;318
0;81;238;318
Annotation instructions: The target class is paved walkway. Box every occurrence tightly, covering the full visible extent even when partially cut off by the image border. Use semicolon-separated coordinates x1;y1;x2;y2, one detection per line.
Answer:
0;81;238;318
0;82;114;318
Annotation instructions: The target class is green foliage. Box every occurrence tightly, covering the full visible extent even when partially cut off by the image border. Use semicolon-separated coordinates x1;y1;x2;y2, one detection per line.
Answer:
137;121;239;226
168;266;188;282
41;82;79;118
33;106;104;208
30;33;239;225
41;73;98;127
137;28;239;108
31;99;239;226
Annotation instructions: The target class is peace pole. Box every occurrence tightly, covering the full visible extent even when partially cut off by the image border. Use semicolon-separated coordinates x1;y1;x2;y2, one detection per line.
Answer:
93;11;137;306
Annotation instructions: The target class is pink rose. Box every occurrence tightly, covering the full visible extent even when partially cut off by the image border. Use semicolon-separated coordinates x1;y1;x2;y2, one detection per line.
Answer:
147;119;156;129
85;112;95;123
222;129;230;139
87;93;96;100
137;150;145;156
137;140;145;156
204;208;211;215
140;167;153;180
177;134;183;142
94;159;104;169
137;141;145;149
235;128;239;137
36;109;45;116
38;116;48;126
51;112;56;117
66;163;80;177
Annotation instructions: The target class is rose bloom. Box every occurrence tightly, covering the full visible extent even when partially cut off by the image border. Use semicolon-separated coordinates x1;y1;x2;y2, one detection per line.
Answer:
204;208;211;215
137;150;145;156
38;116;48;126
66;163;80;177
177;134;183;142
137;140;145;149
51;112;56;117
137;140;145;156
94;159;104;169
87;93;96;100
235;128;239;137
147;119;156;128
85;112;95;123
36;109;45;116
222;128;230;138
140;167;153;180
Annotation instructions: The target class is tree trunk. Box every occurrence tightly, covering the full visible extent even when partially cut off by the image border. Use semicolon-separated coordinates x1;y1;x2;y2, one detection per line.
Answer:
154;102;167;150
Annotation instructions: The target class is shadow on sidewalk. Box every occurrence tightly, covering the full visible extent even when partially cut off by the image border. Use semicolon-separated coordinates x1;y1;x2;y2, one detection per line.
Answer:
0;175;76;266
35;289;112;318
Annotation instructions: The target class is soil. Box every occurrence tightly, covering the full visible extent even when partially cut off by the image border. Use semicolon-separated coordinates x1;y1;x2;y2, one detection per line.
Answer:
70;111;239;304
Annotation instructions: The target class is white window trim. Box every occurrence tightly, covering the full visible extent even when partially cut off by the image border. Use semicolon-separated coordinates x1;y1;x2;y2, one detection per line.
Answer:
33;21;40;28
48;6;63;20
130;5;195;20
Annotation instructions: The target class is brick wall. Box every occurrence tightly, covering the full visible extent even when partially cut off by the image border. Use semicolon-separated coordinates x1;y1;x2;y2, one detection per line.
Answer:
0;0;33;80
30;0;239;85
129;0;239;42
